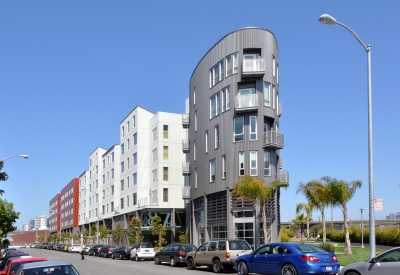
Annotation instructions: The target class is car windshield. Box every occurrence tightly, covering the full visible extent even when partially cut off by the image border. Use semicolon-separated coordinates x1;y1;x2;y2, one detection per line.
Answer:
229;241;251;250
140;244;153;248
25;264;79;275
294;245;327;253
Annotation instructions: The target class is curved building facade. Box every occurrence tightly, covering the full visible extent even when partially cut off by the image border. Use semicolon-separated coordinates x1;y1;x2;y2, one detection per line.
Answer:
187;27;288;248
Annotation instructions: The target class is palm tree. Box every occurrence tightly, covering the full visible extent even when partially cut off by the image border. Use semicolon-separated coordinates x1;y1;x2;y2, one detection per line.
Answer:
292;214;307;241
324;176;362;255
232;174;287;244
296;202;314;243
297;179;331;248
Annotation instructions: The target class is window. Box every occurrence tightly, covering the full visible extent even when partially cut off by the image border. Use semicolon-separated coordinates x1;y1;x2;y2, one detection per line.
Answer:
273;86;276;110
127;176;130;188
152;169;158;182
195;111;197;132
127;157;130;168
111;168;114;179
122;126;125;137
211;60;224;86
102;205;105;215
121;198;124;209
90;158;92;166
250;116;257;140
193;140;196;161
264;82;270;107
96;179;98;188
152;127;158;141
277;64;279;84
163;146;168;160
133;115;136;127
133;153;137;165
234;118;244;142
163;188;168;202
121;143;125;154
111;185;114;195
127;195;129;207
163;125;168;139
210;159;216;182
233;53;238;74
210;92;220;118
226;55;232;77
121;180;125;191
250;151;258;176
152;148;158;162
222;155;226;180
102;175;105;184
111;202;114;212
133;133;137;145
133;193;137;205
215;125;219;149
127;121;130;132
239;152;245;176
193;88;196;105
127;139;130;150
133;173;137;185
163;167;168;181
102;159;105;168
96;165;98;174
121;161;125;172
221;86;230;112
264;152;271;176
111;152;114;162
205;131;208;153
195;168;197;189
102;190;105;199
272;55;276;77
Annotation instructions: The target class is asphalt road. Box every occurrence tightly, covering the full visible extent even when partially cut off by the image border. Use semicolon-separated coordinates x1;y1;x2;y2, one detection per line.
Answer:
20;248;236;275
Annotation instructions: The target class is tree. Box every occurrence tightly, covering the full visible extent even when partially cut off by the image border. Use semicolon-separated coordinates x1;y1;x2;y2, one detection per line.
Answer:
98;225;110;244
38;234;45;243
60;232;67;243
296;202;314;243
151;215;166;250
82;229;89;243
72;233;80;244
91;225;98;243
0;198;20;237
292;214;307;241
127;217;143;245
178;233;190;243
112;223;124;245
297;179;331;248
232;174;287;244
0;161;9;195
326;176;362;255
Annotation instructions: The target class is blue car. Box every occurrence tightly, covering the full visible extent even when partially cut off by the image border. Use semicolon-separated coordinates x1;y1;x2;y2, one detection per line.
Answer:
234;242;339;275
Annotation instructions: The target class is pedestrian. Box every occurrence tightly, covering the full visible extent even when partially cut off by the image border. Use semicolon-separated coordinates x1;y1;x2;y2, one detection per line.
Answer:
80;242;86;260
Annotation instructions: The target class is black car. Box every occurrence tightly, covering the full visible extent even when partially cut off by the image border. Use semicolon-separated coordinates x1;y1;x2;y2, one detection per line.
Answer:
0;253;30;270
56;244;65;251
88;244;106;256
154;243;197;266
98;245;116;258
111;245;133;260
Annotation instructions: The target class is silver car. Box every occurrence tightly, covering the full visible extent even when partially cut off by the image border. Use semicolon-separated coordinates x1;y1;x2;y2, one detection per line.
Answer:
339;247;400;275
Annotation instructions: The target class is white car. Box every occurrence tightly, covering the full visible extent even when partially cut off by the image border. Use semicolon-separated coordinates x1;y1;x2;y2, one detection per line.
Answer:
130;242;155;261
68;244;81;253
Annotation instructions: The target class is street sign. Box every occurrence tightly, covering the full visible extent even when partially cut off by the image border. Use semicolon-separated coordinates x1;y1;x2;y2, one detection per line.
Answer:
374;198;383;211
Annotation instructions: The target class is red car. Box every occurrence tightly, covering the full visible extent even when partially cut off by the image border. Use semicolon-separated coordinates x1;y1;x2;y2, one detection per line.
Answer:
0;257;47;275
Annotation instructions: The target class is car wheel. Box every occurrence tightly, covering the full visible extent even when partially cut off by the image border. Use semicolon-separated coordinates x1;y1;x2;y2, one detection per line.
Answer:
135;254;139;262
281;264;297;275
154;256;160;265
112;253;115;259
170;257;176;267
187;258;195;270
237;261;249;275
345;272;361;275
130;255;133;261
212;259;222;273
103;253;107;258
119;253;123;260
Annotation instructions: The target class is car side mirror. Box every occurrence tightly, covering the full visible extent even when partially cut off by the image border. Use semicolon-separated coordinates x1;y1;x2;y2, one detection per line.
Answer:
370;257;377;263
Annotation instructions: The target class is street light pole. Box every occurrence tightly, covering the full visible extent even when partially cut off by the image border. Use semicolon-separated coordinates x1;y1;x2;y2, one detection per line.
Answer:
1;155;29;161
318;14;375;258
360;208;365;248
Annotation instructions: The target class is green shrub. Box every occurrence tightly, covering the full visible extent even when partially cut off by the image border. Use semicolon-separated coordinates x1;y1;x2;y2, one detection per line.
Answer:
319;243;335;253
280;226;290;242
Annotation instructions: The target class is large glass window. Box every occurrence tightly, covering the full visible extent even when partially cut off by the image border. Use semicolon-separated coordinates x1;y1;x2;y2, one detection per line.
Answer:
121;143;125;154
163;146;168;160
163;125;168;139
152;127;158;141
210;92;220;119
272;56;276;77
133;173;137;185
194;140;196;161
215;125;219;149
264;82;270;107
121;161;125;173
234;118;244;142
222;155;226;180
121;180;124;191
235;222;254;248
133;133;137;145
133;153;137;165
250;116;257;140
233;53;238;74
210;159;216;182
205;131;208;153
221;86;230;112
273;86;276;110
239;152;245;176
133;193;137;205
264;152;271;176
195;168;197;189
250;151;257;176
163;167;168;181
120;198;124;209
163;188;168;202
212;225;227;240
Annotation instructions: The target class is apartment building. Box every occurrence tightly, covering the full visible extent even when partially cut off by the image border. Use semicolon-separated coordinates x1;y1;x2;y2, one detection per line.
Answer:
49;194;60;234
187;27;289;248
60;178;80;234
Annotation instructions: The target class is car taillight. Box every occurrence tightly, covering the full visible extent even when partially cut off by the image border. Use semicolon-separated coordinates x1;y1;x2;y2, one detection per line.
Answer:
177;251;187;256
97;248;101;251
125;250;131;253
300;256;320;262
226;252;230;259
332;256;338;262
108;249;111;252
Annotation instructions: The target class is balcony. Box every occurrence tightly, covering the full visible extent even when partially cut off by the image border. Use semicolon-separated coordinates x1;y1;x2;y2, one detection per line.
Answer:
278;103;282;116
235;94;258;112
279;170;289;186
182;186;191;199
182;162;190;175
182;139;189;153
263;130;284;149
182;113;189;128
242;58;266;77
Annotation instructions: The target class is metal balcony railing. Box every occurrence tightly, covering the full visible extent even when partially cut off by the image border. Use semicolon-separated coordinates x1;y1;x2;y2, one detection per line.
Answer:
242;58;266;77
182;139;189;153
182;113;189;128
263;130;284;149
279;170;289;186
235;94;258;112
182;186;191;199
182;162;190;175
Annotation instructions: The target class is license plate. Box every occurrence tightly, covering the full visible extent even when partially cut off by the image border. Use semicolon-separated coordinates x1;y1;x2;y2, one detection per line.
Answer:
326;266;332;271
145;250;149;252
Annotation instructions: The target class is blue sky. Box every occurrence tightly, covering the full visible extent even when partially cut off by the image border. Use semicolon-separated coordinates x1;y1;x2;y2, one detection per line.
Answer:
1;1;399;229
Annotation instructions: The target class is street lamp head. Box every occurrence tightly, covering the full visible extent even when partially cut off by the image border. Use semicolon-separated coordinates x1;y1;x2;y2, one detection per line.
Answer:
318;14;337;25
20;155;29;159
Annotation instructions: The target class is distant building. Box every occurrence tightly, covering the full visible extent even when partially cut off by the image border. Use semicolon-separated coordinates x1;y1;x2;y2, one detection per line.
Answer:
386;212;400;220
33;215;49;230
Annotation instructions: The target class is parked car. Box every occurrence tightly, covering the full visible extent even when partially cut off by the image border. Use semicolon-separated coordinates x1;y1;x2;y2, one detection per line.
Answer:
111;246;133;260
339;246;400;275
130;242;155;261
15;261;80;275
155;243;197;267
98;245;116;258
63;244;69;252
1;248;17;259
88;244;105;256
83;245;93;255
235;242;340;275
31;242;39;248
68;244;81;253
0;257;47;275
0;254;31;270
56;244;65;251
19;244;26;249
41;243;49;249
186;239;252;272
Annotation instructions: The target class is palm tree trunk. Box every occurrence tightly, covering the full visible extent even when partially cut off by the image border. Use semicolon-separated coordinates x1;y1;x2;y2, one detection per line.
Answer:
321;207;326;248
262;202;268;244
343;205;352;254
306;218;310;243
